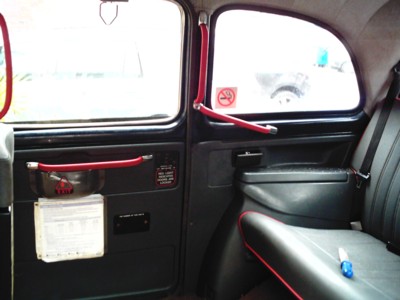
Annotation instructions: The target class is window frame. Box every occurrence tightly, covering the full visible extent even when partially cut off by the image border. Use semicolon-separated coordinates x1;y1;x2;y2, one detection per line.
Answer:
2;0;189;130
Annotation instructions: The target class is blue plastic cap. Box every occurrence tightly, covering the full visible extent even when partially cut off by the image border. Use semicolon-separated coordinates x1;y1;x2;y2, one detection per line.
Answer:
341;260;353;278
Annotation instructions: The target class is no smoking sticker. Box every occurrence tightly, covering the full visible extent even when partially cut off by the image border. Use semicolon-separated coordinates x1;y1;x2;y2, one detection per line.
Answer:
215;87;237;109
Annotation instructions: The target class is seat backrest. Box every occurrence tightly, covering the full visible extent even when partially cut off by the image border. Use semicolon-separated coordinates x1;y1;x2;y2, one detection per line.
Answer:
352;99;400;246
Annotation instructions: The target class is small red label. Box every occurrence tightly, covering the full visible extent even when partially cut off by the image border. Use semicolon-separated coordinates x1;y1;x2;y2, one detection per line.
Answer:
155;166;177;187
55;177;74;195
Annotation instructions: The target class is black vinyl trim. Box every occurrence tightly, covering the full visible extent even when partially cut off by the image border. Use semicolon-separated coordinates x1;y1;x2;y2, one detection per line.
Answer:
14;118;187;149
0;211;11;300
193;110;369;142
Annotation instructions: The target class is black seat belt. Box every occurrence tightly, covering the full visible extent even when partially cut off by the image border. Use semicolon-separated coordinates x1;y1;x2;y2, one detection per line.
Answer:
356;61;400;188
351;61;400;221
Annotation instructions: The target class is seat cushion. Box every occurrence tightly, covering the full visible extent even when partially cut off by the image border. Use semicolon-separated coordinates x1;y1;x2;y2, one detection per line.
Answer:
239;211;400;300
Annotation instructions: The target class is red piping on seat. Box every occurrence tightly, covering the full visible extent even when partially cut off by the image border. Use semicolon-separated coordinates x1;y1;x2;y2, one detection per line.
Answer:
238;211;303;300
0;14;13;120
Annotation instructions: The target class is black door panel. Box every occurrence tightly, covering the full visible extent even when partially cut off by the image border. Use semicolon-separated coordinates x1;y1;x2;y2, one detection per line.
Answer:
14;143;183;199
14;247;175;299
0;209;11;299
193;111;369;142
13;142;184;299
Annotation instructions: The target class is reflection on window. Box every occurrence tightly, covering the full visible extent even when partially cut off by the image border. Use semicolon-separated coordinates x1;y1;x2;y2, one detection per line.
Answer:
211;10;359;114
0;0;183;125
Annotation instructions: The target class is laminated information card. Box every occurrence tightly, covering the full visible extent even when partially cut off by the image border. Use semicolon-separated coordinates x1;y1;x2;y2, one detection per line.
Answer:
34;194;105;263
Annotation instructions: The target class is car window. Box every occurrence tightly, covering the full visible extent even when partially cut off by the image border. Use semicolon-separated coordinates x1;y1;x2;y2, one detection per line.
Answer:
211;10;360;114
0;0;183;126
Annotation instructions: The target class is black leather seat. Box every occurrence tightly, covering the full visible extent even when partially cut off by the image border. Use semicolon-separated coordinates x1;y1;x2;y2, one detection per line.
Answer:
239;99;400;299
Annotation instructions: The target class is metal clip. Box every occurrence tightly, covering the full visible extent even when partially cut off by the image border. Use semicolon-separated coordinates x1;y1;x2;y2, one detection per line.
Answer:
142;155;153;161
193;102;202;111
356;170;370;189
199;11;208;26
26;162;39;170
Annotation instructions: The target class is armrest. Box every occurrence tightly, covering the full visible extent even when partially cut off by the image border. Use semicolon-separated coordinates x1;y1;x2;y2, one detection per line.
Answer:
235;167;355;223
238;167;349;183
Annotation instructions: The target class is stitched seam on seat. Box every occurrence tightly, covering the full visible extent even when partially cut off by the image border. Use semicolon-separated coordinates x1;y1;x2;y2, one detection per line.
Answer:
392;191;400;242
293;229;338;262
388;157;400;241
381;132;400;239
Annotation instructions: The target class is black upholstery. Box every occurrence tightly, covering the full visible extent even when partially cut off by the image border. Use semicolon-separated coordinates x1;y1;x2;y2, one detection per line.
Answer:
239;99;400;299
352;100;400;246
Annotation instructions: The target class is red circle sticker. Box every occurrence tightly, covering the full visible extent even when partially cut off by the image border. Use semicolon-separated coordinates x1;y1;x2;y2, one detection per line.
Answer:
215;87;237;108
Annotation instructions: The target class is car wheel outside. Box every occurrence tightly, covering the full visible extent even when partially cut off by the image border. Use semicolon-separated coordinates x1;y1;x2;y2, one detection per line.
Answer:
270;88;301;105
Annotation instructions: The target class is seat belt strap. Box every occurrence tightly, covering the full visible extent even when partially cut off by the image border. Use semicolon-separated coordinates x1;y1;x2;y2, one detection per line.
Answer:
356;61;400;188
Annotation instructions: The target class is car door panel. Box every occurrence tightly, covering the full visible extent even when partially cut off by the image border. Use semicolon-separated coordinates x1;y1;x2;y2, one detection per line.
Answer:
184;117;367;293
12;142;184;299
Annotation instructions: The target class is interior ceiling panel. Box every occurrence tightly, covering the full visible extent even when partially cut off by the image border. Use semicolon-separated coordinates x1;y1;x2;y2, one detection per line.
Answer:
191;0;399;115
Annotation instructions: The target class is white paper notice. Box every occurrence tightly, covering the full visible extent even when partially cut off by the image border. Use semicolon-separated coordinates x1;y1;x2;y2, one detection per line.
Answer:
34;194;105;263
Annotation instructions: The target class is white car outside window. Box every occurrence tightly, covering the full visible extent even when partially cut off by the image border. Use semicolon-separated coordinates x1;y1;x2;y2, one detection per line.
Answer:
211;10;360;114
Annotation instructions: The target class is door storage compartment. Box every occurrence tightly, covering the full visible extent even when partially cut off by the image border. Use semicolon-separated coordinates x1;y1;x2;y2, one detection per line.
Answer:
29;169;105;198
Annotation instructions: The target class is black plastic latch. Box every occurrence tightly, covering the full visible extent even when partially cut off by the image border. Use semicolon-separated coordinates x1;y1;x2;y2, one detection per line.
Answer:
387;241;400;256
355;170;370;189
232;150;263;168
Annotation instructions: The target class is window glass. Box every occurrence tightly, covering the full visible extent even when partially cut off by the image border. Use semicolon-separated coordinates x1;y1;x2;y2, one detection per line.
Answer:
211;10;359;114
0;0;183;125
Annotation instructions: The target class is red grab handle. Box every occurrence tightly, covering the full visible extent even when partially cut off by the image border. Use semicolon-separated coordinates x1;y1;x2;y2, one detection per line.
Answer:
0;13;13;120
194;23;209;105
197;104;277;134
193;22;277;135
26;155;153;172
